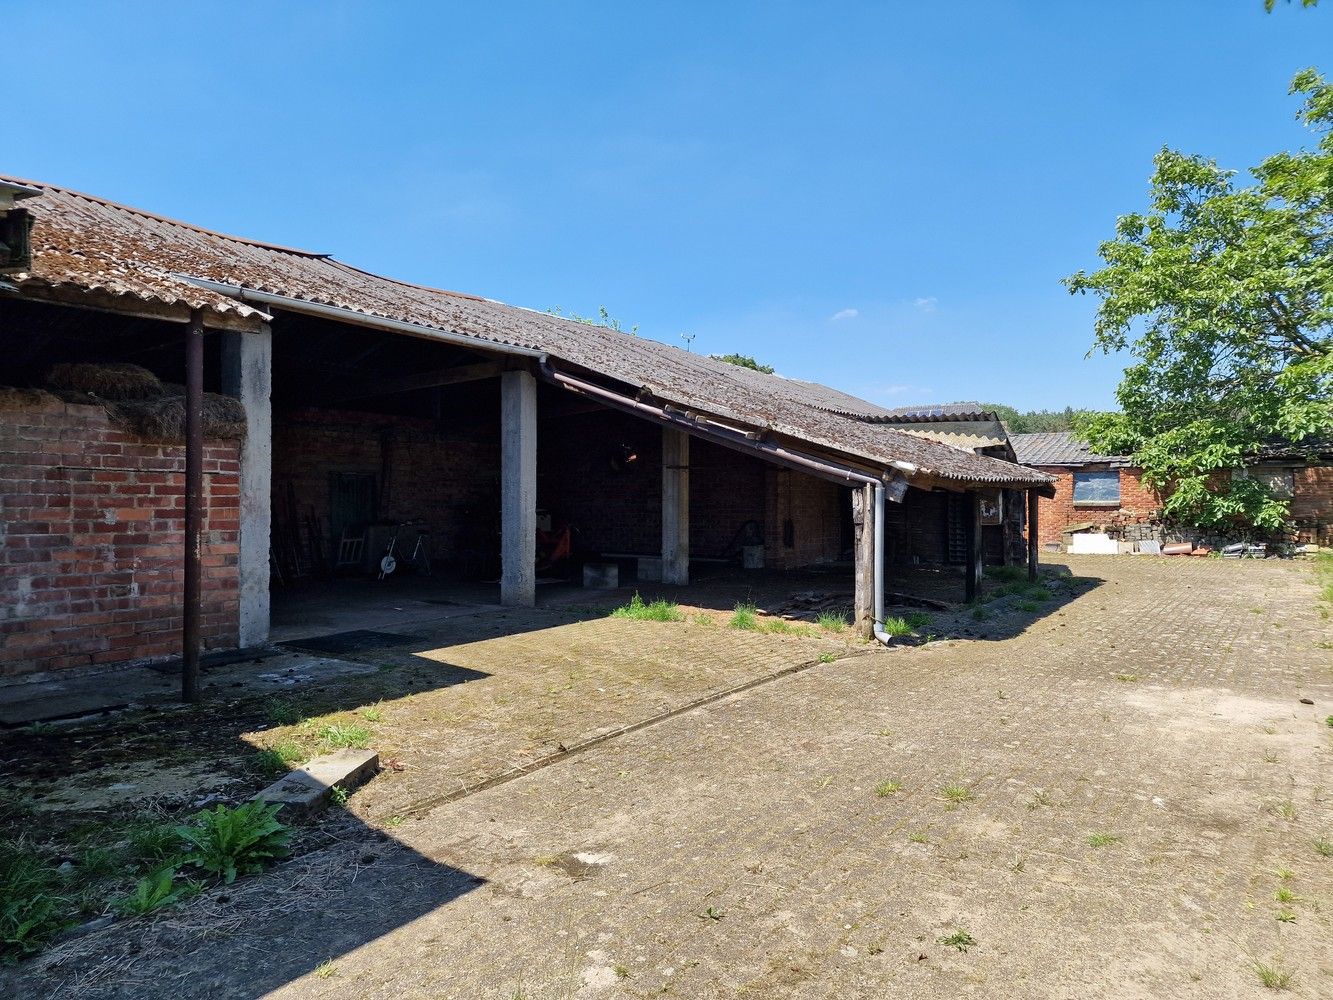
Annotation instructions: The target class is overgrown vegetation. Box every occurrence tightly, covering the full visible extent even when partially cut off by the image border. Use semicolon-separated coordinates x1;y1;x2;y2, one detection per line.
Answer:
1066;69;1333;533
175;801;291;885
610;593;685;623
711;353;774;374
1;841;67;962
114;868;201;916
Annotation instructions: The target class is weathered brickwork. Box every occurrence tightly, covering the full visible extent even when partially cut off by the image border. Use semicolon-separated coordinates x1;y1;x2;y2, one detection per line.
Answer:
0;396;239;676
1029;464;1162;546
272;407;501;573
763;467;846;569
1032;462;1332;546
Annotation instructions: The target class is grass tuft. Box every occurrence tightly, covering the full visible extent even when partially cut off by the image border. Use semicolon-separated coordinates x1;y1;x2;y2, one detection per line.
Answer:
1252;961;1294;990
940;783;974;805
610;593;685;623
817;609;850;630
874;780;902;797
937;929;977;952
318;724;371;750
1087;832;1120;848
728;602;759;630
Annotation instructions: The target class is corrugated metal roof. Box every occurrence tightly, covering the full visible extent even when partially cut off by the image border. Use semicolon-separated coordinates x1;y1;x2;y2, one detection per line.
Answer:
1011;432;1130;467
3;177;1055;489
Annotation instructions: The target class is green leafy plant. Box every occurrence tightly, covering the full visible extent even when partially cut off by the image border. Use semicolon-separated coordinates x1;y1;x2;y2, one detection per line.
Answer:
937;929;977;953
610;593;684;622
0;843;68;963
1066;69;1333;533
114;868;200;916
1087;832;1121;848
175;802;291;884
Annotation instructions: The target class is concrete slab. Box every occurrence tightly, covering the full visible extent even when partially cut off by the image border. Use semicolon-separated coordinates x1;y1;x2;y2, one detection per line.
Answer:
253;749;380;816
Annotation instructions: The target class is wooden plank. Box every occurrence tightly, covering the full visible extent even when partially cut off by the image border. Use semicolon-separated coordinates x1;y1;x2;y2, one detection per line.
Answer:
965;490;983;602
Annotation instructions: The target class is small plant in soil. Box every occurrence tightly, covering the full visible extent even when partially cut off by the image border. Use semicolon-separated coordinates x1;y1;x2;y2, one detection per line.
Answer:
361;705;384;723
881;616;915;638
175;801;291;885
0;842;68;963
1252;960;1293;990
937;929;977;952
908;832;929;844
818;652;836;664
263;697;304;726
1314;838;1333;857
875;780;902;797
114;868;201;916
728;602;759;630
610;593;684;622
940;783;974;805
697;906;725;921
314;959;339;979
1087;832;1120;848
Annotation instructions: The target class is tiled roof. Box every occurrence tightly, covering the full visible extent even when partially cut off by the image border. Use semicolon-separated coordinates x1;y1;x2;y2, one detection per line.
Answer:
2;177;1055;490
1011;432;1130;467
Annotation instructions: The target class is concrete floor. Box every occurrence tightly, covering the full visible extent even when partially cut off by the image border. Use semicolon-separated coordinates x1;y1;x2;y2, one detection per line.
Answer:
7;556;1331;999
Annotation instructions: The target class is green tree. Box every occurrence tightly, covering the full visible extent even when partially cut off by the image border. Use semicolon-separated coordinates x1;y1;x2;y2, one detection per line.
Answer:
979;403;1099;434
712;353;775;374
1265;0;1318;10
1065;69;1333;532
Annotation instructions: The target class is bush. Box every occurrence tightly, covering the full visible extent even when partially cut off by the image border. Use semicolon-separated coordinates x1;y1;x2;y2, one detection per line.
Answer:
175;802;291;885
0;842;68;963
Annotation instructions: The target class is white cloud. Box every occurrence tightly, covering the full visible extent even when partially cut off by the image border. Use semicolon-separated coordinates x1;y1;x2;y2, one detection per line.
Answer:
855;382;934;401
828;307;859;322
912;297;937;313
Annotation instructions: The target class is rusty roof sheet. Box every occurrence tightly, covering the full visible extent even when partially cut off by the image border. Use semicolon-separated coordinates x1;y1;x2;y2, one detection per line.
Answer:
4;177;1054;489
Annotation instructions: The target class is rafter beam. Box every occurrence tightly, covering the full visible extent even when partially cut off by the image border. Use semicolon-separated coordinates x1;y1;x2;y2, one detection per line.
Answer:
332;361;502;401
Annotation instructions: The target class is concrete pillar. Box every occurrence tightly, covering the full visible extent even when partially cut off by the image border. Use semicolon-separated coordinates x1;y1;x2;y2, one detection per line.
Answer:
500;369;537;606
221;325;272;649
851;484;874;639
661;428;690;585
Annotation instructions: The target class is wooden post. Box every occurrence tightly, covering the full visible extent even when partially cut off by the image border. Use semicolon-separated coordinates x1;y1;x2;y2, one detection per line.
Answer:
852;485;874;638
1027;487;1040;583
965;490;983;603
182;308;204;704
661;428;690;585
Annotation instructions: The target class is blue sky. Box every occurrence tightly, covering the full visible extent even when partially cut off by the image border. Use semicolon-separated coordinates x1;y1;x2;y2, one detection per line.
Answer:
9;2;1331;409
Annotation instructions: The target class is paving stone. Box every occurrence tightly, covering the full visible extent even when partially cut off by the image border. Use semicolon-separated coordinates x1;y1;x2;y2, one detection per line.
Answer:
253;749;379;815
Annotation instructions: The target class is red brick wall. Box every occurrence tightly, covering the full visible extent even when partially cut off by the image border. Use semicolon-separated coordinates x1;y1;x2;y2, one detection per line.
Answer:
271;407;501;572
764;467;845;569
1;395;239;677
1290;464;1333;545
1030;465;1162;545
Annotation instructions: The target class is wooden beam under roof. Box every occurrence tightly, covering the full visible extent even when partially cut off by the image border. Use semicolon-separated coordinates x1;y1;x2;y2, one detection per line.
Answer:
330;361;502;401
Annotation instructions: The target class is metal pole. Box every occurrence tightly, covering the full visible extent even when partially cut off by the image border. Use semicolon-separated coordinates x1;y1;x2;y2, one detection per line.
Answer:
182;308;205;703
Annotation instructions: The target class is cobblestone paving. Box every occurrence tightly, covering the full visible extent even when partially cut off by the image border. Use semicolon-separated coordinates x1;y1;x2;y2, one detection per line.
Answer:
10;556;1333;999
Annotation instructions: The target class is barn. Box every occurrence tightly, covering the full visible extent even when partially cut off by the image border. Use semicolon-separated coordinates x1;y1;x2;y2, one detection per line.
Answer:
0;177;1055;686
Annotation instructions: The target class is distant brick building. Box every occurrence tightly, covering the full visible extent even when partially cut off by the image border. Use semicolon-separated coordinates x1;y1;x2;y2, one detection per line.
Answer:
1012;432;1333;548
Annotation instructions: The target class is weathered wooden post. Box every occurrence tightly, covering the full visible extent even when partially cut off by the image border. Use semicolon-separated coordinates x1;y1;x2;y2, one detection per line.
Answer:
1027;487;1040;583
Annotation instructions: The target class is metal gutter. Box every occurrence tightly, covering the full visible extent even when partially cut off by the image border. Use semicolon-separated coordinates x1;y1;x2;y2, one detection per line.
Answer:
172;275;550;362
543;362;897;645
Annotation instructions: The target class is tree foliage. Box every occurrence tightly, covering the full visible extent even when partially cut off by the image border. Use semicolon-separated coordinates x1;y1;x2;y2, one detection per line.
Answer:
979;403;1098;434
1065;69;1333;531
1264;0;1318;10
712;353;775;374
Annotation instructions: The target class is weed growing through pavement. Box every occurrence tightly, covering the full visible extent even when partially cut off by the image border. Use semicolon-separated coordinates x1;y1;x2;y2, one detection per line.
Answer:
940;783;974;806
937;929;977;952
728;602;759;630
818;652;836;664
1313;838;1333;857
314;959;339;979
1252;961;1294;990
908;832;929;844
610;593;685;623
1115;673;1140;683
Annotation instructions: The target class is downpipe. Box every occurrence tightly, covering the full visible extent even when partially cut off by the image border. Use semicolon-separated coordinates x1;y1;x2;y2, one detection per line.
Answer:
542;362;895;645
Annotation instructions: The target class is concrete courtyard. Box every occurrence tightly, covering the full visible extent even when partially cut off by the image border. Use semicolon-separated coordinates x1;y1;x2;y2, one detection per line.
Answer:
6;555;1332;999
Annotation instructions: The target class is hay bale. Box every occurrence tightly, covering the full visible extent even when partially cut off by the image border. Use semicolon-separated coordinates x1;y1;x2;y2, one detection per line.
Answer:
0;386;60;411
111;393;247;442
45;363;162;400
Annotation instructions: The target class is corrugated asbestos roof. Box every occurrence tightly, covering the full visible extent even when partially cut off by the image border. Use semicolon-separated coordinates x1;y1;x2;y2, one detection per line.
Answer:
3;177;1054;489
875;402;998;423
1011;432;1130;467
